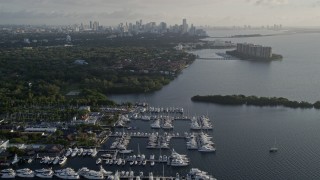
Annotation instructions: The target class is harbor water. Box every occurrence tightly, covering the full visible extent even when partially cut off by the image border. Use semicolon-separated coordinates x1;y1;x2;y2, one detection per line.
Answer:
109;30;320;180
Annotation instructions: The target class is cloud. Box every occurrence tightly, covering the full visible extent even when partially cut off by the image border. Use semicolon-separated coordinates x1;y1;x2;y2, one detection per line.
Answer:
311;1;320;7
246;0;289;6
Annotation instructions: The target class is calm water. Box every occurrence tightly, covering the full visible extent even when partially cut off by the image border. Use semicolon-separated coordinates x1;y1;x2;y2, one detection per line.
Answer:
107;30;320;180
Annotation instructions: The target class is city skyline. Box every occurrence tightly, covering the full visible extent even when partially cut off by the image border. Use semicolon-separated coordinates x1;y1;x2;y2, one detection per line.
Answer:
1;0;320;27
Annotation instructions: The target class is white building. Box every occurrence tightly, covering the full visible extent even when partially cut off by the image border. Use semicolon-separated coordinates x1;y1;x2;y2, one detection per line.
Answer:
24;127;57;133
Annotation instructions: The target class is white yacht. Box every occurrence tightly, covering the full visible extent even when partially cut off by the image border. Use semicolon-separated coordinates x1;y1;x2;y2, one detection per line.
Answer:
65;148;72;157
78;167;90;176
142;160;147;166
96;158;102;165
119;149;133;154
170;149;189;166
170;158;189;166
40;156;50;164
198;144;216;152
83;170;105;179
59;156;68;165
161;119;174;129
53;156;60;165
150;154;155;160
91;148;98;157
175;173;180;180
150;119;161;129
105;159;110;164
148;172;153;180
190;121;201;130
78;148;84;156
35;168;52;173
55;168;80;179
1;169;14;174
187;168;217;180
16;170;35;178
114;171;120;180
71;147;78;157
55;171;80;179
87;149;93;156
141;115;151;121
36;170;54;178
1;172;16;179
99;165;113;176
116;158;122;166
129;160;134;166
16;168;32;173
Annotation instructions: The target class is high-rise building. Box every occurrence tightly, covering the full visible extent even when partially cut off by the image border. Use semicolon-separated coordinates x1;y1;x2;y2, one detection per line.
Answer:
182;18;188;34
236;43;272;59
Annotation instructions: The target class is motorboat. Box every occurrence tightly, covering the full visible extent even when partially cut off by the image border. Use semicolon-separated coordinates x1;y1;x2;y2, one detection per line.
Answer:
34;168;52;173
142;160;147;166
36;170;54;178
71;147;78;157
96;158;102;165
121;159;126;166
129;160;134;166
16;168;32;173
198;144;216;152
53;156;60;165
87;149;93;156
35;168;52;173
59;156;68;165
55;170;80;179
117;158;122;166
77;148;83;156
77;167;90;176
99;165;113;176
91;148;98;157
65;148;72;157
187;168;217;180
40;156;50;164
119;149;133;154
148;172;153;180
83;170;105;179
101;153;112;158
1;172;16;179
55;168;75;174
1;169;14;173
170;158;189;167
16;170;35;178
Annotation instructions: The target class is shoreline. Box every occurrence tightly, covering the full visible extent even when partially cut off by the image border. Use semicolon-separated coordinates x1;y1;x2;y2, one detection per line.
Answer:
191;95;320;109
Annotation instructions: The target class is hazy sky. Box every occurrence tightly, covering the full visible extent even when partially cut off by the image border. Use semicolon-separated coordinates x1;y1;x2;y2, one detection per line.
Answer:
0;0;320;26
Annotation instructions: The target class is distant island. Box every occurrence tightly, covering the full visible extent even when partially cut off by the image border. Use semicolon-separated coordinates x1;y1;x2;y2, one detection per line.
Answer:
230;34;264;38
226;43;283;61
191;95;320;109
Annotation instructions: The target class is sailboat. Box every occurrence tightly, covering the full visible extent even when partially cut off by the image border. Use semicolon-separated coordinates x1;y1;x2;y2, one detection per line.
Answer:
269;138;278;153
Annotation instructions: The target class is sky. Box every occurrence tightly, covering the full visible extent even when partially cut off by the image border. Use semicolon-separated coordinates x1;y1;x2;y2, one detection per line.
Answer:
0;0;320;26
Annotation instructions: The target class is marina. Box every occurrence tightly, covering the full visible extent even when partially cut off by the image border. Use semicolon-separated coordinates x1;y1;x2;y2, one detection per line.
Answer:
1;166;216;179
0;105;217;179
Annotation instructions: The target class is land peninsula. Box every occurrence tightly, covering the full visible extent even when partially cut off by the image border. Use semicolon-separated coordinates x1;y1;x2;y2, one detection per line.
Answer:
191;95;320;109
